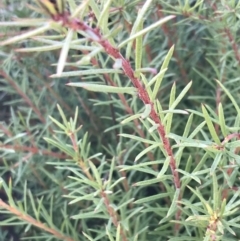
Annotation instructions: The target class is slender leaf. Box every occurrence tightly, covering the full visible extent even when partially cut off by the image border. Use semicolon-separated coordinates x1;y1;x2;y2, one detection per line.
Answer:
152;46;174;99
67;83;136;94
134;192;171;204
119;16;175;48
166;188;180;217
202;105;221;144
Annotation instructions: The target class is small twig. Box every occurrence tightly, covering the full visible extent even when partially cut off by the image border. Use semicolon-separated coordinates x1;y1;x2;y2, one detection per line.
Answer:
100;190;128;241
0;144;68;159
0;199;76;241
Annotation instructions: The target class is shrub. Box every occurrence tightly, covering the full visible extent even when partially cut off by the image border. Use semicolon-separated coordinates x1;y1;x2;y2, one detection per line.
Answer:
0;1;240;240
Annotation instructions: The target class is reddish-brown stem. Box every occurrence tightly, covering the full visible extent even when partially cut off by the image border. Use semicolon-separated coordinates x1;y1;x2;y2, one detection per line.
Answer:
46;10;181;235
68;130;128;240
100;190;128;241
61;15;181;188
84;49;159;171
0;199;76;241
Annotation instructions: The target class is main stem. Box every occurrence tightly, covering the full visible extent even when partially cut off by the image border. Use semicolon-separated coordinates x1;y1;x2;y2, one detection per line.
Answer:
64;17;181;189
58;13;181;229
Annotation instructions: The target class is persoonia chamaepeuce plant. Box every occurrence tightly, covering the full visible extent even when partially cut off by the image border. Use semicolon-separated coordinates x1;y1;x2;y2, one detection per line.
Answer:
0;0;240;240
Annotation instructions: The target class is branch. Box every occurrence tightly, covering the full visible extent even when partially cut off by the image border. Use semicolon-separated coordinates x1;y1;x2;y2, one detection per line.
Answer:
61;15;181;190
0;199;76;241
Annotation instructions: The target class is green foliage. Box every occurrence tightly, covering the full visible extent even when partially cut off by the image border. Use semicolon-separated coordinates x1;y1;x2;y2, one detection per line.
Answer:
0;0;240;241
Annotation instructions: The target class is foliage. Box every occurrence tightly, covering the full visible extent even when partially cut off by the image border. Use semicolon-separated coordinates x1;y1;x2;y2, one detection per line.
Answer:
0;0;240;240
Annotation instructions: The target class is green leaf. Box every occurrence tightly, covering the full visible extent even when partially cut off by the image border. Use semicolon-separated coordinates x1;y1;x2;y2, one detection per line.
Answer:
119;16;175;48
106;227;115;241
48;116;66;131
210;153;223;175
28;190;39;220
189;121;206;138
67;83;136;94
56;29;74;76
169;237;199;241
182;113;194;138
135;143;161;162
0;24;51;46
67;192;96;205
226;191;240;211
109;177;126;190
187;186;209;214
166;188;180;217
126;207;144;221
166;82;176;133
156;100;165;120
168;133;212;149
16;45;65;52
116;225;121;241
227;221;240;229
177;199;205;214
152;46;174;100
70;0;89;18
135;19;143;78
72;211;109;219
107;157;115;189
125;0;153;58
177;169;201;184
203;234;210;241
212;173;219;210
221;219;236;236
57;104;69;128
88;161;102;187
83;232;95;241
146;68;168;88
115;198;135;211
121;114;142;124
206;58;220;79
157;157;170;177
43;137;75;157
119;134;159;145
119;160;164;171
0;20;46;26
98;0;112;30
133;175;171;187
134;192;171;204
141;73;153;98
51;69;122;78
159;109;188;114
141;104;152;119
216;79;240;118
182;153;208;189
73;106;79;129
88;0;101;20
163;82;192;129
202;104;221;144
68;176;100;190
218;103;228;137
189;0;204;11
